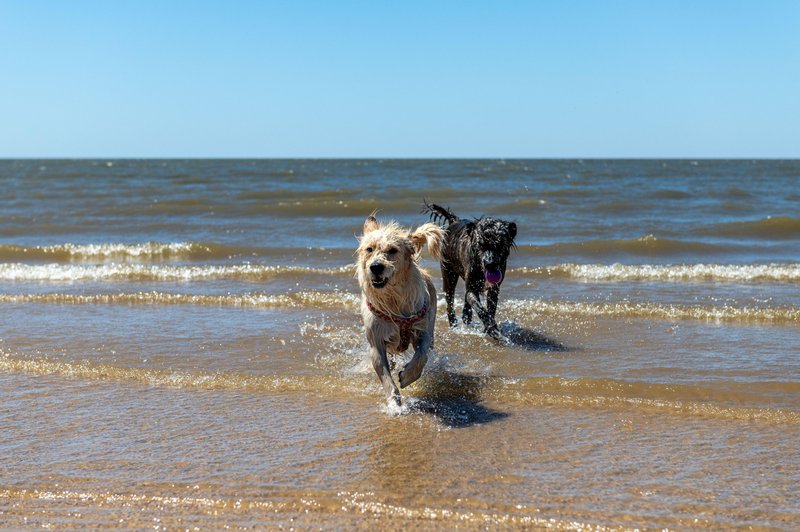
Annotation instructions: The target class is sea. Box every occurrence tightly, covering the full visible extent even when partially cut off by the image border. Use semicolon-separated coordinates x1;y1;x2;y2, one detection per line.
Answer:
1;159;798;530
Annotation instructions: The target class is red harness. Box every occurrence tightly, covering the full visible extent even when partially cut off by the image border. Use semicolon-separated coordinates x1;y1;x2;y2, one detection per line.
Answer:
366;299;428;352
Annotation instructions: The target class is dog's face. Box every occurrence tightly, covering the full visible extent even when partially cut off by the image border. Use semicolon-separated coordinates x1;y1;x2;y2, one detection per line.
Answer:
357;216;415;290
475;218;517;272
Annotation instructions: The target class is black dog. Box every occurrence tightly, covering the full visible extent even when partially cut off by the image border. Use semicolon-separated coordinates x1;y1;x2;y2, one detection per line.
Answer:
423;202;516;340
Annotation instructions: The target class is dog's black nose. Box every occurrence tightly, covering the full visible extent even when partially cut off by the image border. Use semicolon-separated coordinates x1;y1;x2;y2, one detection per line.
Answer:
369;262;385;275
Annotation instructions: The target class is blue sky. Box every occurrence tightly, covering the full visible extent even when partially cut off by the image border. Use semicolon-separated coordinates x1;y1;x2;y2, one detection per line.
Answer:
1;1;798;158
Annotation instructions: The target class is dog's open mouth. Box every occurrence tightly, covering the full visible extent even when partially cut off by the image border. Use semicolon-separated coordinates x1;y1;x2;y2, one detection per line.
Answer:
371;277;388;288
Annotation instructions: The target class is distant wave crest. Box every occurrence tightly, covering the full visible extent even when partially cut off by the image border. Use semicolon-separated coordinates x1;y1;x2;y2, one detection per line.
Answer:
701;216;800;240
516;235;736;258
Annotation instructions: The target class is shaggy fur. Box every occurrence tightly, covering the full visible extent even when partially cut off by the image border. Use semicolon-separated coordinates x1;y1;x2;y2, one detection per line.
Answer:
356;214;444;405
423;201;517;341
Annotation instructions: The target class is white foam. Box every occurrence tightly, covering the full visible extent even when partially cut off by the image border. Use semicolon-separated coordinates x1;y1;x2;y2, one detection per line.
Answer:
382;396;426;417
514;263;800;282
54;241;198;259
0;263;351;282
383;398;406;416
502;298;800;324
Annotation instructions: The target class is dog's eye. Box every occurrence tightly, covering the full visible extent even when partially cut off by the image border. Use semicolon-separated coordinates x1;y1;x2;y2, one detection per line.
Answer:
366;247;373;253
387;247;398;255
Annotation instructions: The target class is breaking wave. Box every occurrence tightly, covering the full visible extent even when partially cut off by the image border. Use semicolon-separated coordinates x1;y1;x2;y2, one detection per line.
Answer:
1;291;797;325
0;241;317;263
0;290;360;310
0;263;354;282
512;263;800;282
3;261;797;284
0;242;244;262
502;298;800;325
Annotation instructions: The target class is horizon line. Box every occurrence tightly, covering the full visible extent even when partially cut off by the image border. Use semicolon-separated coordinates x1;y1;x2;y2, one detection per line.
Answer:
2;156;799;161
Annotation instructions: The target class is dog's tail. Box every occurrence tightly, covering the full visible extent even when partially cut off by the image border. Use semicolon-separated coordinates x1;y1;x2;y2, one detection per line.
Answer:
410;222;444;261
422;200;458;226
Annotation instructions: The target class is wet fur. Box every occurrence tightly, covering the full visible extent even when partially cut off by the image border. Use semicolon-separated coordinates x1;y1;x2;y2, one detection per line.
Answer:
423;201;517;341
356;214;444;406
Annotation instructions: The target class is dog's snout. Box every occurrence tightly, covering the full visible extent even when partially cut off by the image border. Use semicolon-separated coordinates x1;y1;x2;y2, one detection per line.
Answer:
482;251;497;268
369;262;385;275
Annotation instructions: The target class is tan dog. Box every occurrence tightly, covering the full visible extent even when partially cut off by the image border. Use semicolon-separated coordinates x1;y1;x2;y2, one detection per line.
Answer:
356;214;444;406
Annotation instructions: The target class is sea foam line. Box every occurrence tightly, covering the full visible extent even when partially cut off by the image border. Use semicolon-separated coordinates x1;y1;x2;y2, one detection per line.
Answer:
491;390;800;424
503;298;800;325
2;353;797;425
2;262;797;283
1;291;797;325
0;487;622;531
512;263;800;282
0;241;354;263
0;242;211;261
0;263;354;281
0;290;360;310
0;352;348;395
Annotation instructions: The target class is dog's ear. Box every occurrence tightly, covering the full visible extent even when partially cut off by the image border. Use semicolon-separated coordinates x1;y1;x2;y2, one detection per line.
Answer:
363;215;379;234
508;222;517;240
410;222;444;260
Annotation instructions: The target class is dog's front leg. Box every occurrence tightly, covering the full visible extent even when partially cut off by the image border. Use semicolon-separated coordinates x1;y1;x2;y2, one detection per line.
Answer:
465;290;502;341
462;298;473;325
399;332;431;389
486;283;500;321
441;269;459;328
484;284;507;341
371;343;401;406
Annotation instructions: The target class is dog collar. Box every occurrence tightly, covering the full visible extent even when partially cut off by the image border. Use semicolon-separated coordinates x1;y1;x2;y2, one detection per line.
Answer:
366;299;428;352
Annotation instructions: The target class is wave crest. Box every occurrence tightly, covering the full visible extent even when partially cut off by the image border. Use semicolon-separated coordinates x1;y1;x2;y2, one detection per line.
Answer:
512;263;800;282
702;216;800;239
0;242;241;262
0;263;354;282
503;298;800;325
0;290;360;310
1;291;797;325
516;236;736;258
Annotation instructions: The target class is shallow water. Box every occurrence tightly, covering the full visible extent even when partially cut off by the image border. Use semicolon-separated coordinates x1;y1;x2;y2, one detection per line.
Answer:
1;159;799;529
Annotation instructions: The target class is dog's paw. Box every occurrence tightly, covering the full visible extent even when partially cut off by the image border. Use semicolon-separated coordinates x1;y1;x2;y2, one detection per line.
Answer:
384;393;404;416
399;353;428;388
398;367;420;389
390;391;402;407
